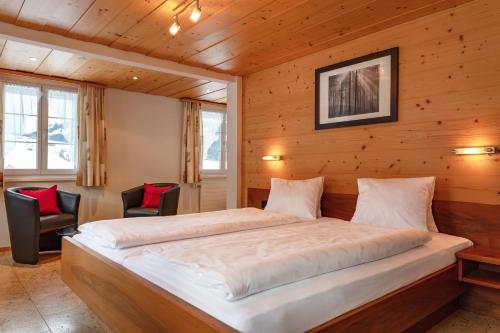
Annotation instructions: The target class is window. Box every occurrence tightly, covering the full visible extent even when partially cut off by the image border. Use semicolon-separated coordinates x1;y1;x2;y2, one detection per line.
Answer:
3;82;78;176
201;109;226;174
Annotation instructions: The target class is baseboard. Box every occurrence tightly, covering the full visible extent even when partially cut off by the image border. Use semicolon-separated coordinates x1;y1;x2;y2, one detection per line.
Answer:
0;246;11;253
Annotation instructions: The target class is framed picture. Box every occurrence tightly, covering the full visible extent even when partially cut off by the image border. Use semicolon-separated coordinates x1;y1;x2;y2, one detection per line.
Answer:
315;47;398;130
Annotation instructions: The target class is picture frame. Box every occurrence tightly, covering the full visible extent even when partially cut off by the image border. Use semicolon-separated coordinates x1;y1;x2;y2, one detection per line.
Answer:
315;47;398;130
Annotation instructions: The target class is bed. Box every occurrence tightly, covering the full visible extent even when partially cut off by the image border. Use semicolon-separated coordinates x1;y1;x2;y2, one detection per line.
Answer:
61;188;499;333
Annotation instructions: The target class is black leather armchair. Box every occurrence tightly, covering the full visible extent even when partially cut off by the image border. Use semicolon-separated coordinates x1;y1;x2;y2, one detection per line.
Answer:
121;183;180;218
4;187;81;265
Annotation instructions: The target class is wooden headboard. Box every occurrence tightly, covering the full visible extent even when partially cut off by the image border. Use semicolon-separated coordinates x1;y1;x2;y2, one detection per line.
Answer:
247;188;500;249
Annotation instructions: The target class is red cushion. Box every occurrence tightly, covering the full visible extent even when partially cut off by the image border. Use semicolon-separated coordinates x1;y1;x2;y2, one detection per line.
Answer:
141;183;173;209
19;185;62;216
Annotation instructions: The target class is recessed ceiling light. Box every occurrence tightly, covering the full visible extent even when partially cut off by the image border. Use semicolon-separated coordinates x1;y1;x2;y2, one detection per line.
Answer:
132;76;139;80
29;57;38;62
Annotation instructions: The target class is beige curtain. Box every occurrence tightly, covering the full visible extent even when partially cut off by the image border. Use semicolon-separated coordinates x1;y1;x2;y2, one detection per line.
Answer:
0;82;3;188
181;101;202;184
76;86;107;187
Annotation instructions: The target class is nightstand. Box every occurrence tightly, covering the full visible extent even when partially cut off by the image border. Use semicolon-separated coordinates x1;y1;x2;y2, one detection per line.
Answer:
456;246;500;290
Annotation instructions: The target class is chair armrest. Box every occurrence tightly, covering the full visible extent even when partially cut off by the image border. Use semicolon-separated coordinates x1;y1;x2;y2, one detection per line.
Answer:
57;190;81;219
159;186;180;216
4;190;40;263
121;186;145;215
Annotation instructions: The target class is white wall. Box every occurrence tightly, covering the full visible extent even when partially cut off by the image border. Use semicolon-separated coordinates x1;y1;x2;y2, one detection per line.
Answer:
0;88;183;247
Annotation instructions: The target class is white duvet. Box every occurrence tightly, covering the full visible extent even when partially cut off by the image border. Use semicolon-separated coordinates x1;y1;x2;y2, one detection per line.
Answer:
144;219;431;301
78;208;301;249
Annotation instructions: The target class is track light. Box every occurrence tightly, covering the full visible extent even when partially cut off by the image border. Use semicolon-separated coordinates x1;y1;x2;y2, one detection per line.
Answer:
190;1;202;22
169;15;180;36
169;0;202;36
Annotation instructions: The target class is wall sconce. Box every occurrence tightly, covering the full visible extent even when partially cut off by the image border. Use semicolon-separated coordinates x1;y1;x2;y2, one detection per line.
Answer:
452;146;497;155
262;155;282;161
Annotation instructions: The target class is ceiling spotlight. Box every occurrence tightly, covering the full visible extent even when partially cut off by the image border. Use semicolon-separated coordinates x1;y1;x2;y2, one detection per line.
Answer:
132;76;139;80
169;15;181;36
190;0;202;23
29;57;38;62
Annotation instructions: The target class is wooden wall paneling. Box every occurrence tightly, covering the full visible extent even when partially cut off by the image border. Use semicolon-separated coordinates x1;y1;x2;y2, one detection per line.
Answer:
243;0;500;206
67;0;136;41
0;40;51;72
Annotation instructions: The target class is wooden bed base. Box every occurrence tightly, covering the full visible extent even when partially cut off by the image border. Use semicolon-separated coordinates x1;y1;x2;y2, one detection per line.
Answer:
61;187;498;332
62;237;466;333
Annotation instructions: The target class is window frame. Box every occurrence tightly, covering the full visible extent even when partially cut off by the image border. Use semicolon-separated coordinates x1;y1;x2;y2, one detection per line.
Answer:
200;107;227;176
2;77;79;178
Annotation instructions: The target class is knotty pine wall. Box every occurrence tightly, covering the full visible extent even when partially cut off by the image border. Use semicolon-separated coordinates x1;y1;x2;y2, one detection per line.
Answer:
242;0;500;206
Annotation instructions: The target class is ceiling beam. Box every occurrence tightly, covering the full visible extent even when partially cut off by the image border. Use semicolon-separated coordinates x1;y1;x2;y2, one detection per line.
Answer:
0;21;235;84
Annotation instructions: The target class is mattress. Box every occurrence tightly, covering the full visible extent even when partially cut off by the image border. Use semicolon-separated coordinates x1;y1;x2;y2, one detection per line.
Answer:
73;218;472;333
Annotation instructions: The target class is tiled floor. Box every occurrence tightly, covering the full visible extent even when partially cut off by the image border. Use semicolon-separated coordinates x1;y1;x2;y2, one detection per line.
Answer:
0;252;110;333
1;251;499;333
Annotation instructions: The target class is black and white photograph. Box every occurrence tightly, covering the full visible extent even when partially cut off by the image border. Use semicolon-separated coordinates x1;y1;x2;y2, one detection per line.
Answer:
315;48;398;129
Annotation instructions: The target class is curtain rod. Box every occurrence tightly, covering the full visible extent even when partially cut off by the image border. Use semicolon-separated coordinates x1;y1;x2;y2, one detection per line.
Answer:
0;68;105;88
181;98;226;109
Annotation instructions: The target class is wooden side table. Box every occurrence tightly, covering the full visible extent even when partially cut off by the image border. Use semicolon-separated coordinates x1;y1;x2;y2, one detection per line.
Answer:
456;246;500;290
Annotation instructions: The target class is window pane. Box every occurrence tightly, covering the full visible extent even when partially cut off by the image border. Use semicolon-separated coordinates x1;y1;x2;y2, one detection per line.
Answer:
4;141;37;169
47;90;78;170
202;111;224;170
4;113;38;142
3;84;40;170
47;144;76;169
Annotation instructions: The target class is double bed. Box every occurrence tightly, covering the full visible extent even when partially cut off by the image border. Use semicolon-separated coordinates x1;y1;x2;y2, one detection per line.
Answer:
61;187;498;333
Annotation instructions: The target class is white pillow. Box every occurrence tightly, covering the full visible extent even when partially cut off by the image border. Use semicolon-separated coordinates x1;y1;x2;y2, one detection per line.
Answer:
265;177;324;219
351;177;437;231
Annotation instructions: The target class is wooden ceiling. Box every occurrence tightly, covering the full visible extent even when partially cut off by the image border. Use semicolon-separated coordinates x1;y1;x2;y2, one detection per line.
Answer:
0;39;228;103
0;0;471;100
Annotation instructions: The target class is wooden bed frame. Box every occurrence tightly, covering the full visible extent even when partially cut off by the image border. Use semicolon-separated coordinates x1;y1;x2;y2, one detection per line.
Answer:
61;188;500;333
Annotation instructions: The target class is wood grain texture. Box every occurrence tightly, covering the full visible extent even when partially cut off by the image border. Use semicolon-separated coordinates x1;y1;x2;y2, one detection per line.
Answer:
62;237;467;333
61;238;236;333
308;265;465;333
0;0;471;75
243;0;500;206
0;38;226;103
247;188;500;248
